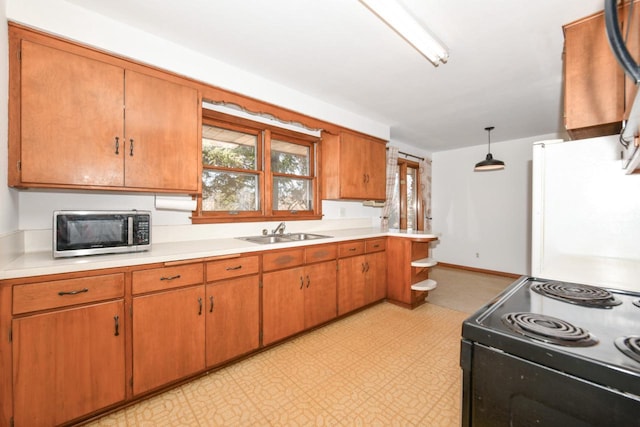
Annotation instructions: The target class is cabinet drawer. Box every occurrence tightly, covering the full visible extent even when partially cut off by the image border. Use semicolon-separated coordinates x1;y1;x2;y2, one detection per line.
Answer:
263;249;304;272
338;241;365;257
13;273;124;314
206;255;259;282
366;238;386;253
132;263;203;295
305;244;337;264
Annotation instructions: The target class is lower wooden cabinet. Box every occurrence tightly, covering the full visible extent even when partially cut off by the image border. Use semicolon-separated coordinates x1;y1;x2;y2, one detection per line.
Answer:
386;236;438;309
3;240;386;425
132;285;206;395
12;300;126;427
205;276;260;367
262;259;337;346
337;239;387;315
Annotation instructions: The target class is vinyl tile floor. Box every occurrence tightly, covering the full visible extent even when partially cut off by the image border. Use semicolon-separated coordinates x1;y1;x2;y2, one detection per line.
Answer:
86;267;514;426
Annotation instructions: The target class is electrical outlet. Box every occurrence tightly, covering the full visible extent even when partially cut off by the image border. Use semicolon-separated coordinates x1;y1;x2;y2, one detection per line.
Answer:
475;252;480;258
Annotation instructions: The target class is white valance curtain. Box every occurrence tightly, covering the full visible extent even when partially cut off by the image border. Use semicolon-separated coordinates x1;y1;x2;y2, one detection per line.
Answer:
381;147;399;229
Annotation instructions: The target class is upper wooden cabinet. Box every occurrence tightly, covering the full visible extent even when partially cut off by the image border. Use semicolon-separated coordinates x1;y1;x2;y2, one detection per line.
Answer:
563;3;640;139
8;26;200;193
321;131;387;201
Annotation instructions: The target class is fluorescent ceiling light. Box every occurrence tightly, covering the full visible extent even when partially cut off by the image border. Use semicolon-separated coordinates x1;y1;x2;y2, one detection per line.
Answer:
359;0;449;66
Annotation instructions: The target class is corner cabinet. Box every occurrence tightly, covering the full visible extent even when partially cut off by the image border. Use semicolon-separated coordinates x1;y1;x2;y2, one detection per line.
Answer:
11;273;126;427
321;131;387;201
8;26;200;193
386;236;438;309
563;3;640;139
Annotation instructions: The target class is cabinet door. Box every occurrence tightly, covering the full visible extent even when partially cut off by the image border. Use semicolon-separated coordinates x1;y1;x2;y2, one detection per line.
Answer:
132;285;205;395
20;40;124;186
124;70;199;192
365;251;387;304
206;276;259;367
339;133;386;200
365;139;387;200
337;255;366;315
262;267;305;345
13;301;125;427
304;261;337;329
563;10;625;138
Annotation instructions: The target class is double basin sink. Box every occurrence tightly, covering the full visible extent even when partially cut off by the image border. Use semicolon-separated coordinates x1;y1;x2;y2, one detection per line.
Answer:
239;232;332;245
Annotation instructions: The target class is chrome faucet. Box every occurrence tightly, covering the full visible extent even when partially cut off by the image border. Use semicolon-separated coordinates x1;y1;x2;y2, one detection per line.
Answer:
272;222;286;235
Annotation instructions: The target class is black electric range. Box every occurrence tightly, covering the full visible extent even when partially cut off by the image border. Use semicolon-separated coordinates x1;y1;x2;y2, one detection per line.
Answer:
460;276;640;426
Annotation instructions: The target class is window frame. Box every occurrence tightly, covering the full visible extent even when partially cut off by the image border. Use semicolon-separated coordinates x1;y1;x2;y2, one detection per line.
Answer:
193;109;322;224
396;158;424;231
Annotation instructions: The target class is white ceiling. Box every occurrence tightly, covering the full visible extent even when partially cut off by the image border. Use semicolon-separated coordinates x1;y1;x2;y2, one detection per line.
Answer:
67;0;605;152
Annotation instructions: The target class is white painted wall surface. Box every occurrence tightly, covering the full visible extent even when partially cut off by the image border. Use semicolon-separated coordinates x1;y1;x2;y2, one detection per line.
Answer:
431;133;562;275
0;0;19;237
2;0;398;250
5;0;389;141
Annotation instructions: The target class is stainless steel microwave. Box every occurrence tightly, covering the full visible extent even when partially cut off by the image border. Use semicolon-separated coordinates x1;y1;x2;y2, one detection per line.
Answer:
53;210;151;258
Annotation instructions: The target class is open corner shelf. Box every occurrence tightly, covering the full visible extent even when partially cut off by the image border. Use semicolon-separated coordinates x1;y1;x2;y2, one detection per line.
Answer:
411;279;437;291
410;257;437;268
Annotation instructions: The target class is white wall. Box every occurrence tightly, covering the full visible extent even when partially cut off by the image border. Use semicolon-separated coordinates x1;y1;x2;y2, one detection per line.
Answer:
431;133;562;275
6;0;389;141
4;0;396;245
0;0;18;237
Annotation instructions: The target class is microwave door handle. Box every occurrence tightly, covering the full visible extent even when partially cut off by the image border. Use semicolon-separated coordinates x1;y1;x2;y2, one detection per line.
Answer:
128;217;134;245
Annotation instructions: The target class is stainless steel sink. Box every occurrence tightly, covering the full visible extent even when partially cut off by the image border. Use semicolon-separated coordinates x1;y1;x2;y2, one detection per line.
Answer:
238;233;331;244
285;233;331;241
240;235;294;244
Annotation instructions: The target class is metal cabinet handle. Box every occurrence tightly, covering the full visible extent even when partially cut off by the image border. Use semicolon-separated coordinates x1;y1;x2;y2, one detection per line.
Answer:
160;275;181;281
365;262;370;272
198;297;203;315
299;276;304;290
348;247;357;252
58;288;89;296
129;138;134;156
226;265;242;271
114;315;120;336
209;296;214;313
361;263;366;273
115;137;120;155
306;275;311;288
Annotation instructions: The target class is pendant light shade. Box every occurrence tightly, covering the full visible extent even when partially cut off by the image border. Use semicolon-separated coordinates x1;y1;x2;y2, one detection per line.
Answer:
474;126;505;171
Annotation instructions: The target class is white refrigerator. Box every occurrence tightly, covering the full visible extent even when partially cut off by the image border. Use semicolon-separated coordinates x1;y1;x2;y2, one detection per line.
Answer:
532;136;640;292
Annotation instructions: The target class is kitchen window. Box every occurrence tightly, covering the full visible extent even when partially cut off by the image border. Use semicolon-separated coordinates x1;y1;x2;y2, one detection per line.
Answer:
194;109;321;223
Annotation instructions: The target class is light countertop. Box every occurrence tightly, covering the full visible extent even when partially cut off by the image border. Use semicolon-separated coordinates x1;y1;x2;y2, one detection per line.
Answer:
1;228;438;280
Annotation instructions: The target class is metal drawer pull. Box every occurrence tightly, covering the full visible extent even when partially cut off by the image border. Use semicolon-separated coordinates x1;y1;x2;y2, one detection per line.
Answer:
58;288;89;296
115;136;120;154
129;138;134;156
209;296;214;313
226;265;242;271
306;275;311;288
348;248;357;252
160;275;181;281
198;297;203;315
114;315;120;336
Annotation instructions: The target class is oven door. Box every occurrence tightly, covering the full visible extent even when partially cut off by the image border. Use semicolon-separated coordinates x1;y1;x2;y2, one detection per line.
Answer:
461;340;640;426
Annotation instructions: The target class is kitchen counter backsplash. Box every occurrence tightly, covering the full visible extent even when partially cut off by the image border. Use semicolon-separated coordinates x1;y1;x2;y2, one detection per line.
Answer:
0;220;439;280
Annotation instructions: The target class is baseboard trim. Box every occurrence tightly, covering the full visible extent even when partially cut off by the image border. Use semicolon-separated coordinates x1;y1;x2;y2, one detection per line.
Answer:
436;262;521;279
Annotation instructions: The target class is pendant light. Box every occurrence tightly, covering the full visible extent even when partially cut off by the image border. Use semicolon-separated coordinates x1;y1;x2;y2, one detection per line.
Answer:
474;126;505;171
